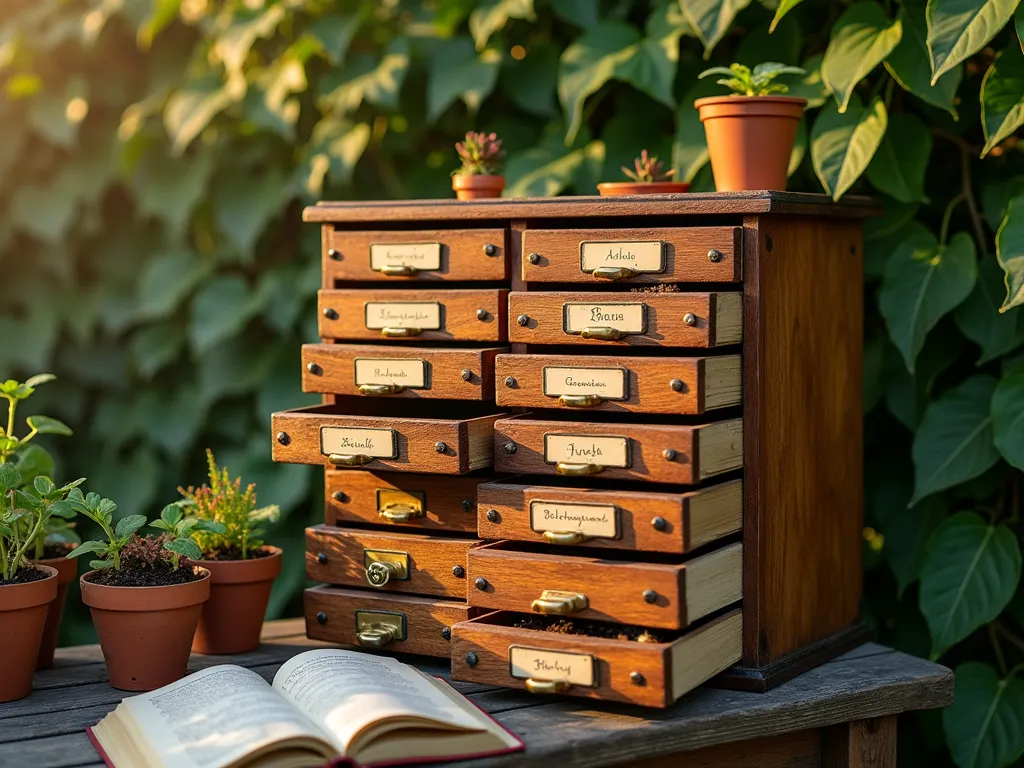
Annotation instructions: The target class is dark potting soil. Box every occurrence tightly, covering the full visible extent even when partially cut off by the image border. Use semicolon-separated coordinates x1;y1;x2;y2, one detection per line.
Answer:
87;560;202;587
41;542;76;560
1;566;50;585
203;546;274;562
511;616;667;643
629;283;681;293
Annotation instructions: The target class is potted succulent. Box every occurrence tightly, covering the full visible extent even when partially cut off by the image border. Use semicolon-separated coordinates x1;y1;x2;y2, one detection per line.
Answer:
1;374;80;669
451;131;505;200
695;62;807;192
597;150;690;196
69;498;210;691
0;465;82;701
178;450;281;654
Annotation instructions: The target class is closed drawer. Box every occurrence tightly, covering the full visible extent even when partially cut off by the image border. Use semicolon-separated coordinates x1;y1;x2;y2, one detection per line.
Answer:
302;343;505;401
494;415;743;484
508;291;741;347
521;226;742;283
326;469;480;533
466;541;742;630
306;525;479;598
495;353;741;414
324;228;508;282
477;479;742;554
319;289;508;343
451;609;742;708
305;586;478;658
272;402;501;474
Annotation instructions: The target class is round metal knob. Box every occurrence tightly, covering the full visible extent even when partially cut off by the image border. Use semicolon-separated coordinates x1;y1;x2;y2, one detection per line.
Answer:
527;252;540;264
475;577;489;591
708;249;724;263
461;368;473;381
366;561;396;587
662;449;676;461
441;627;452;640
435;441;448;453
276;432;290;445
683;312;697;326
643;589;658;604
504;376;517;388
323;307;339;320
466;652;478;666
452;565;465;578
486;509;499;523
516;314;529;327
327;248;341;261
332;491;345;502
503;442;517;454
306;362;323;375
476;308;490;321
651;516;667;532
630;671;646;685
316;611;327;624
483;243;498;256
461;499;474;512
670;378;683;392
316;552;327;565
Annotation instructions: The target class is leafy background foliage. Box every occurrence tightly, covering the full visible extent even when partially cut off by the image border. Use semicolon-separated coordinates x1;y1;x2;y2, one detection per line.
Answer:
1;0;1023;763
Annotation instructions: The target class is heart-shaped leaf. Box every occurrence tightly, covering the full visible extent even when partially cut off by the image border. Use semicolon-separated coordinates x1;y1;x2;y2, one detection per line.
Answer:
943;663;1024;768
997;195;1024;312
866;112;932;203
0;464;21;495
770;0;806;32
955;256;1024;364
876;481;947;596
886;0;963;116
470;0;535;51
926;0;1020;83
189;275;265;354
558;23;639;142
682;0;753;58
427;38;500;122
811;96;888;200
992;371;1024;471
822;2;903;112
981;44;1024;157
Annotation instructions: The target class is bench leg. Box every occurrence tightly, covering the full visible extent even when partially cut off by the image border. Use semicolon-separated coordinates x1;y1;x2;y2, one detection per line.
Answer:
823;716;897;767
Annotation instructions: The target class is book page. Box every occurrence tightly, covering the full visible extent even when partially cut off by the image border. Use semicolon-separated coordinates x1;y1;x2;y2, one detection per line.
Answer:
114;665;332;768
272;650;485;754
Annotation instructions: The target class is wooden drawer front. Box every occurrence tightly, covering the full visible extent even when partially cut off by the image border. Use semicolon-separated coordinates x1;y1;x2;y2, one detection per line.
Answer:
306;525;478;598
495;353;741;414
325;470;479;533
508;291;741;347
305;586;477;658
477;480;742;554
324;228;508;283
272;403;500;474
467;541;742;629
319;289;508;343
521;226;742;283
494;416;743;484
451;609;742;707
302;343;505;401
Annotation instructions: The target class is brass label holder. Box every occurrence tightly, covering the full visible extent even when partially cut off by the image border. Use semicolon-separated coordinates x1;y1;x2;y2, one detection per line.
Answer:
363;549;410;587
355;610;407;648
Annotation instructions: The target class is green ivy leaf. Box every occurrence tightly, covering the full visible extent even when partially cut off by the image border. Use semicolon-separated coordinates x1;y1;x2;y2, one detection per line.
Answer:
469;0;534;50
997;195;1024;312
137;385;208;456
681;0;753;58
499;44;559;117
981;44;1024;157
306;12;362;63
505;138;603;197
926;0;1020;83
879;230;976;373
865;200;922;278
822;3;903;113
865;112;932;203
770;0;806;32
300;118;371;196
876;481;947;596
214;168;287;258
955;257;1024;364
131;149;215;239
615;8;682;111
136;250;212;322
992;371;1024;470
982;175;1024;230
943;663;1024;768
129;322;187;380
558;23;639;142
163;76;242;156
427;39;501;122
189;275;264;354
885;0;963;116
811;97;888;200
911;376;1001;505
319;39;410;114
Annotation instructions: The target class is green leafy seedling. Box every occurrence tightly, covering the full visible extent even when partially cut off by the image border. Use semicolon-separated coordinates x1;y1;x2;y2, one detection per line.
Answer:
0;466;84;581
150;502;214;567
699;62;806;96
66;492;143;570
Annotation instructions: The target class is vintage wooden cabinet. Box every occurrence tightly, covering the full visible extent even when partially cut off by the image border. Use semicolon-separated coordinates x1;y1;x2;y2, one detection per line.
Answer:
283;191;872;706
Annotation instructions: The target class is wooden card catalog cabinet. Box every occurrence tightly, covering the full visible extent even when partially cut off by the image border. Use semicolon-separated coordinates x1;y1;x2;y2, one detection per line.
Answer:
287;192;874;705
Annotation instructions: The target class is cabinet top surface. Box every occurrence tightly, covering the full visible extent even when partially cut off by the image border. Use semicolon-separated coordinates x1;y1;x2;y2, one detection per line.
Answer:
304;191;878;224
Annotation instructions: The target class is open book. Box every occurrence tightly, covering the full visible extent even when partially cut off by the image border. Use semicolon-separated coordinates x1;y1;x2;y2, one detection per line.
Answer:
88;649;522;768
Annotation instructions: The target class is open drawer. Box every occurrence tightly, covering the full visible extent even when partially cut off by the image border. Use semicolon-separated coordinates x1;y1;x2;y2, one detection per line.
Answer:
451;609;742;708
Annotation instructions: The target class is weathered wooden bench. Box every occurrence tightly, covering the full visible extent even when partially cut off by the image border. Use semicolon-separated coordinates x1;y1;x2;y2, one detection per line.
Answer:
0;618;953;768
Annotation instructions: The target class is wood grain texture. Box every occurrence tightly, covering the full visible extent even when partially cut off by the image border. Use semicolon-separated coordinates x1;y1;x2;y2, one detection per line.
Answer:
476;479;743;553
520;226;742;283
325;469;480;532
305;524;479;598
823;717;897;768
304;586;477;658
669;611;743;700
494;415;744;484
620;728;821;768
271;403;501;474
494;353;742;415
466;540;741;629
301;343;505;401
324;227;508;282
318;288;508;343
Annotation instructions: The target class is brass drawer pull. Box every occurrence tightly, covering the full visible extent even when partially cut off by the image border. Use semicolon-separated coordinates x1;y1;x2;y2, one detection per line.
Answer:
378;502;424;523
555;462;604;476
524;678;571;694
356;624;396;647
328;453;374;466
591;266;638;280
541;531;590;545
531;590;588;615
358;383;405;396
379;265;418;276
580;326;625;341
381;327;421;338
558;394;604;408
364;549;409;587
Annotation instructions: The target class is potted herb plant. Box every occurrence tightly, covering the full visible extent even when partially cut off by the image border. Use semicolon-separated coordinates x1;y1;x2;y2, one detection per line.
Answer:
451;131;505;200
694;62;807;192
0;465;82;701
1;374;80;669
179;450;281;654
69;499;210;691
597;150;690;196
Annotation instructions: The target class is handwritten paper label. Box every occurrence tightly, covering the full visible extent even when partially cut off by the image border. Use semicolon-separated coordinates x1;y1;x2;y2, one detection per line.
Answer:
509;647;596;687
580;241;664;273
542;366;626;400
563;303;646;335
530;501;618;539
544;434;630;468
370;242;442;272
354;358;427;388
320;427;397;458
364;302;441;331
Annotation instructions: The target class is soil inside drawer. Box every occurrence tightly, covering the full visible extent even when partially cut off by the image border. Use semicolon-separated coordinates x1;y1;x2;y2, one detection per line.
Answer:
507;614;673;643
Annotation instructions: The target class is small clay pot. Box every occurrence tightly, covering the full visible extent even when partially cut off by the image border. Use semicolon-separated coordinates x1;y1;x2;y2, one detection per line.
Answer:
192;546;282;655
0;565;57;702
81;568;210;691
596;181;691;197
33;550;78;670
452;174;505;200
695;95;807;192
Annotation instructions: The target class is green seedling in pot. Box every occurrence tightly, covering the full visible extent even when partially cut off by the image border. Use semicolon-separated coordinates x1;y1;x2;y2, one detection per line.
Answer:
699;62;806;96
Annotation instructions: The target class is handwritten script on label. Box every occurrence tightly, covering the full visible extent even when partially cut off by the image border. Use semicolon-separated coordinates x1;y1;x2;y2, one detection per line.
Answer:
542;366;626;399
370;242;442;272
544;434;630;467
563;303;646;335
364;302;442;330
580;241;664;273
530;501;618;539
509;647;596;687
320;427;397;458
354;358;427;388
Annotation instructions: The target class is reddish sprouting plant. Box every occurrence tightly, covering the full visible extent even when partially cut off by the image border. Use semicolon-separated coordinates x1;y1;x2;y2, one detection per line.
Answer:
621;150;675;183
453;131;504;176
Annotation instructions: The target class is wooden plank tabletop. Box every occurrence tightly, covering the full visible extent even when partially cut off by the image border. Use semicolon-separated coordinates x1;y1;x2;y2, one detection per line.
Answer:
0;619;953;768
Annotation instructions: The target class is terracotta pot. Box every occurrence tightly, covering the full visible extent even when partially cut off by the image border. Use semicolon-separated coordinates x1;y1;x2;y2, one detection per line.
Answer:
452;174;504;200
0;565;57;702
192;547;282;655
695;95;807;192
33;551;78;670
81;568;210;691
596;181;691;197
